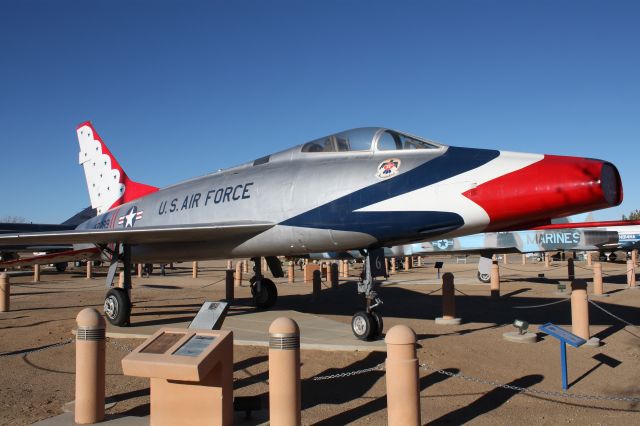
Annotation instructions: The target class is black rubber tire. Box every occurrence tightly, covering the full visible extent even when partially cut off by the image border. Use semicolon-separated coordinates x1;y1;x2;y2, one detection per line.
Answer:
370;310;384;337
251;278;278;309
103;288;131;326
477;271;491;283
55;262;68;272
352;311;374;340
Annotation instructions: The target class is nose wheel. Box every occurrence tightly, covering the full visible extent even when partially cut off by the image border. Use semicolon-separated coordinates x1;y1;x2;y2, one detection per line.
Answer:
250;277;278;309
351;308;383;340
103;288;131;326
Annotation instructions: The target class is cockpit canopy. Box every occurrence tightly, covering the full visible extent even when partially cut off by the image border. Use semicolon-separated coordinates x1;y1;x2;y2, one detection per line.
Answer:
300;128;440;153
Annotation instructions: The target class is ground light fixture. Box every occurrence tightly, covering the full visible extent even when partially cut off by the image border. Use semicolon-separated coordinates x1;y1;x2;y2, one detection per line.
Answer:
513;319;529;335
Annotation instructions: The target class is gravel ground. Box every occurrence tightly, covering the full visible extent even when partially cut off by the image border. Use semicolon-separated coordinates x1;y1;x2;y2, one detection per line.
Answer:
1;256;639;425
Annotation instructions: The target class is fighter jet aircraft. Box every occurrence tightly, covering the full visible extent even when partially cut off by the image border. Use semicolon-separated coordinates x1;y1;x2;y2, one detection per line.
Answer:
399;227;619;282
0;122;623;340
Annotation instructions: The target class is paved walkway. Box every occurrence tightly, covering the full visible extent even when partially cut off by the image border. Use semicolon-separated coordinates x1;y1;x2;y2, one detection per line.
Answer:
106;307;386;352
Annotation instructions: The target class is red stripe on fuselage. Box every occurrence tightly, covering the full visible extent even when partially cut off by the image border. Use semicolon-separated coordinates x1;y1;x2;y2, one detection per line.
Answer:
463;155;619;232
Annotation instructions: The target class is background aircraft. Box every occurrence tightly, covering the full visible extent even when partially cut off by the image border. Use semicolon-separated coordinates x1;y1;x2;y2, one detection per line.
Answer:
0;122;623;339
0;207;96;270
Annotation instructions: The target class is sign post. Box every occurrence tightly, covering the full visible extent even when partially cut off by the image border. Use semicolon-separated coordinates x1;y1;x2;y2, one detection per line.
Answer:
434;261;443;280
539;322;586;390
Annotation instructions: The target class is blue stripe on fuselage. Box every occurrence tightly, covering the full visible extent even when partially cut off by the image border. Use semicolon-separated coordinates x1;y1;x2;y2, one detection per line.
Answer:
281;146;500;242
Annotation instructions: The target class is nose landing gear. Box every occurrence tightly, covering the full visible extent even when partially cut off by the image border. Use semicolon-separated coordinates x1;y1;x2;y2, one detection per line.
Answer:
351;248;386;340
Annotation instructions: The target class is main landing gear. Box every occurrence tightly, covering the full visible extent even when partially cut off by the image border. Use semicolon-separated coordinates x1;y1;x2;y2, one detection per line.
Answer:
249;256;279;309
102;244;132;327
352;249;385;340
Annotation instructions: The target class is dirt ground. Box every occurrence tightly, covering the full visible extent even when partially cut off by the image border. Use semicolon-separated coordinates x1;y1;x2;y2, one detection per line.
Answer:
1;256;639;425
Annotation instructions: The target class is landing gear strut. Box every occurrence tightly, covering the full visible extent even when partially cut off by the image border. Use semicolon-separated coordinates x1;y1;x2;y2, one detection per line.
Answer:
250;257;278;309
102;243;132;326
352;249;385;340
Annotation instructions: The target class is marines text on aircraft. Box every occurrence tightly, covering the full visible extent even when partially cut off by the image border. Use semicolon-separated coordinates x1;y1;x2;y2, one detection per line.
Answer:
523;220;640;262
399;228;619;282
0;122;623;340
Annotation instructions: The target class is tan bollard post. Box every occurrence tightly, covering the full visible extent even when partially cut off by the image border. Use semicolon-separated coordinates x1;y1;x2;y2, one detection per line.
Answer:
586;252;592;267
545;253;550;268
192;261;198;279
628;259;637;288
503;253;508;264
593;262;604;296
226;259;233;270
570;280;592;343
442;272;455;319
312;270;321;300
340;260;345;278
391;257;396;274
344;260;349;278
117;271;124;288
244;259;249;274
436;273;461;325
385;325;420;426
1;273;9;312
633;249;638;266
234;262;242;287
87;261;93;279
288;261;295;283
33;263;40;282
522;254;526;265
417;256;422;267
404;256;410;270
385;258;389;274
490;261;500;299
225;269;234;303
269;317;301;426
75;308;106;424
136;263;142;278
320;262;327;279
330;263;339;290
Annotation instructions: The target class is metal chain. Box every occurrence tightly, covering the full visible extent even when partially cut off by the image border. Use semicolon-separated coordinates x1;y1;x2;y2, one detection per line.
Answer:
310;361;640;403
512;298;570;309
0;339;74;358
312;363;385;381
419;363;640;403
454;288;470;296
588;299;639;329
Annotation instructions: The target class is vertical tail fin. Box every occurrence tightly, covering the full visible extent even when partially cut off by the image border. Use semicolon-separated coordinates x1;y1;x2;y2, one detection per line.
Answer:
76;121;159;214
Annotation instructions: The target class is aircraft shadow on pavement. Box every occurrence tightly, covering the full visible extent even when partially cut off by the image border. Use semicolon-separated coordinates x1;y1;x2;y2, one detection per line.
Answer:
427;374;544;425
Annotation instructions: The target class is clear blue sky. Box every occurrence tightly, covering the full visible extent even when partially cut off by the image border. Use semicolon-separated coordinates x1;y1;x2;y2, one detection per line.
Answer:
1;1;638;223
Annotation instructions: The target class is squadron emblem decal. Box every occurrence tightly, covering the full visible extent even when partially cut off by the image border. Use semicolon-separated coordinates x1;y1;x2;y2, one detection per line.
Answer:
376;158;401;179
118;206;143;228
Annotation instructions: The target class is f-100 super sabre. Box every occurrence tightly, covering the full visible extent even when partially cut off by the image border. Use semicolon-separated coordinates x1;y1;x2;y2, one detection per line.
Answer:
0;122;623;339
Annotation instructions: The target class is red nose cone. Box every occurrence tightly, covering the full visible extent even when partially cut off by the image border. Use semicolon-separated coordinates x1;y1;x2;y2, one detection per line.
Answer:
463;155;623;231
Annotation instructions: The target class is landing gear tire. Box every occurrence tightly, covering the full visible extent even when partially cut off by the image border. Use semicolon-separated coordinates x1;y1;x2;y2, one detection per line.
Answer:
370;310;383;337
55;262;68;272
103;288;131;326
251;278;277;309
352;311;375;340
477;271;491;283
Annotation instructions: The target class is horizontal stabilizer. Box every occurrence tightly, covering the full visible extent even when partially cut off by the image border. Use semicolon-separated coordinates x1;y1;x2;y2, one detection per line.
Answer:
0;221;275;246
0;247;101;268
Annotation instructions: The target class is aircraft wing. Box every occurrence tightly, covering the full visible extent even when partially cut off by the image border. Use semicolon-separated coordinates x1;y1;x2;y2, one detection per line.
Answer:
532;220;640;230
0;221;275;246
0;247;102;268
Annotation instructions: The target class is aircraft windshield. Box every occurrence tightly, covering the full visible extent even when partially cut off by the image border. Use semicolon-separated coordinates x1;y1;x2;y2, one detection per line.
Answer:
301;128;377;153
377;130;439;151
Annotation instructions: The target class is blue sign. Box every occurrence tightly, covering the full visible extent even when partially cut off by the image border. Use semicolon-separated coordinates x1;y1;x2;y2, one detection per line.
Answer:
539;323;586;348
539;322;586;390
